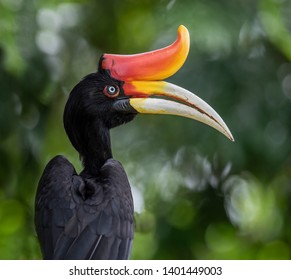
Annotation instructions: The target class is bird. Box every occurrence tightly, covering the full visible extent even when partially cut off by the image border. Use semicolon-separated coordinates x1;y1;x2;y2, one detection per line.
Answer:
34;25;234;260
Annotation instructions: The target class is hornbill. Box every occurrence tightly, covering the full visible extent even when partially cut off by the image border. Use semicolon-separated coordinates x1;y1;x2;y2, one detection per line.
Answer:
35;26;233;260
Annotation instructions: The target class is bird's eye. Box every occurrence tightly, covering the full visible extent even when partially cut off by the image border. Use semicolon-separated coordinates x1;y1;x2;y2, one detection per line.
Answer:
103;85;120;98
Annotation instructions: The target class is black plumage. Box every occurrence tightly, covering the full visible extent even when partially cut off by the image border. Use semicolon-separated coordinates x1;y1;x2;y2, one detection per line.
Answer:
35;26;233;260
35;71;135;259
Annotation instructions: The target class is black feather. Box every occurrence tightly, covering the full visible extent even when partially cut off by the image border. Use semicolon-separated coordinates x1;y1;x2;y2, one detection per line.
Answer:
35;156;134;260
35;72;136;260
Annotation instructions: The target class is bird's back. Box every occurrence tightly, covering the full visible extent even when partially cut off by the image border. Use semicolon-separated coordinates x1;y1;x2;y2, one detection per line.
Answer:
35;155;134;259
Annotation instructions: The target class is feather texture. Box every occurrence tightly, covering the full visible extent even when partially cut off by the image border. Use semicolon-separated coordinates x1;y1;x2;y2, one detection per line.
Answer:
35;155;134;260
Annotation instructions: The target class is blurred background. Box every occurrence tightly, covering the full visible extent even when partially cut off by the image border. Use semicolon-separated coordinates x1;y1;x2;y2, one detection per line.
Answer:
0;0;291;259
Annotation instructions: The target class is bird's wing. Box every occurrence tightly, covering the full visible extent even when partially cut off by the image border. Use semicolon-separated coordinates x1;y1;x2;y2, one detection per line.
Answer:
35;157;134;260
52;200;134;260
35;155;81;259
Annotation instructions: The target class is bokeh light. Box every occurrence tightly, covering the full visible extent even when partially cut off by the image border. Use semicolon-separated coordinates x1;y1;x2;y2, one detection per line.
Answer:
0;0;291;259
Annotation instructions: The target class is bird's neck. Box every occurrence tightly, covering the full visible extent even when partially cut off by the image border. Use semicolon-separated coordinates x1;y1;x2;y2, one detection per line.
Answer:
82;120;112;175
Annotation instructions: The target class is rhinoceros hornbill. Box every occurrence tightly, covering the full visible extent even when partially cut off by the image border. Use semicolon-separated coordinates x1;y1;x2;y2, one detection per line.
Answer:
35;25;234;260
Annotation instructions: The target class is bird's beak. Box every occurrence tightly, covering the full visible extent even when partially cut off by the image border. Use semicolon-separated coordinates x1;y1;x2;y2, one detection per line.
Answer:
101;25;234;141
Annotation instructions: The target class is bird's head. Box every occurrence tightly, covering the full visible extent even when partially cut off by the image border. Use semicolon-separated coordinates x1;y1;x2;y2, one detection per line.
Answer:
64;25;233;156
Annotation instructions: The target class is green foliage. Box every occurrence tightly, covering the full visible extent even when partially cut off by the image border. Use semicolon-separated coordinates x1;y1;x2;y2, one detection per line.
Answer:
0;0;290;259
